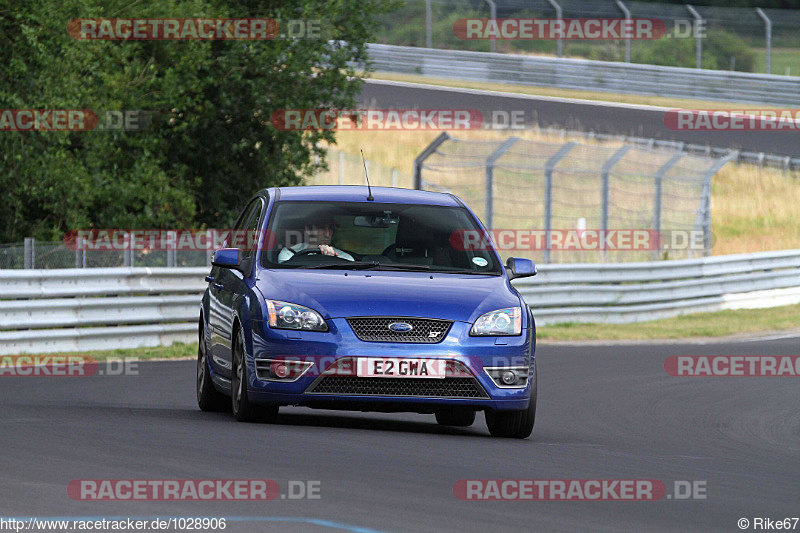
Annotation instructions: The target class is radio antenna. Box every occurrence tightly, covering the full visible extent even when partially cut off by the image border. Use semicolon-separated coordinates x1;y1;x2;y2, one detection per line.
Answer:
361;149;374;201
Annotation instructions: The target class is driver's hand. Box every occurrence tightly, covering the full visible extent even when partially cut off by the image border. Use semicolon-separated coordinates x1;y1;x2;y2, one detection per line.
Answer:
319;245;338;257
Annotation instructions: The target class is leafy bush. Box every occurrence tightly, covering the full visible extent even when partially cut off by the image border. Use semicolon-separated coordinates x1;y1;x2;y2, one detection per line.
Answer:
633;28;755;71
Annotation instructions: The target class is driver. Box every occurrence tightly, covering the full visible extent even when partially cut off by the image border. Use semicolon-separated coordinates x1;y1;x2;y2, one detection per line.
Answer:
278;212;355;262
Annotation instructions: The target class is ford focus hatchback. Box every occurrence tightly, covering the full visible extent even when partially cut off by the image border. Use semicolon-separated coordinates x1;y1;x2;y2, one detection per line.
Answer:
198;186;538;438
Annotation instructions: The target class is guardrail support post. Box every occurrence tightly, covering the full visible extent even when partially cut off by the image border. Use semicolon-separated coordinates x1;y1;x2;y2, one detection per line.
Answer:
484;137;520;229
24;237;34;269
391;167;398;187
338;150;345;185
615;0;631;63
755;8;772;74
686;5;703;69
413;132;450;190
546;0;563;57
543;142;576;263
653;154;683;260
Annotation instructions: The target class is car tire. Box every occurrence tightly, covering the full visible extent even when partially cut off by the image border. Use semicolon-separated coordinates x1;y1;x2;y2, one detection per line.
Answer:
231;327;279;423
435;409;476;427
197;325;229;412
485;362;537;439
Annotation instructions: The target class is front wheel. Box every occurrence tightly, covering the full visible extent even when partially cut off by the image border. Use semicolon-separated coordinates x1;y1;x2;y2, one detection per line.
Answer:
485;362;537;439
197;325;228;412
231;328;279;423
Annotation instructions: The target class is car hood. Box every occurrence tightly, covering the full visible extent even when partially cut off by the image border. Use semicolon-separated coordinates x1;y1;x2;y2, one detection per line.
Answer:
255;270;521;323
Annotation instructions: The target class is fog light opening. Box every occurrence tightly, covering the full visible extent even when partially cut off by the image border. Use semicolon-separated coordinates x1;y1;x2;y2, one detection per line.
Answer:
501;370;517;385
483;366;529;388
271;361;290;379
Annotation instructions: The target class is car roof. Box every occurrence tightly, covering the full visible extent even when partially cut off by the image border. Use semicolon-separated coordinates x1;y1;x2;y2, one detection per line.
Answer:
261;186;462;207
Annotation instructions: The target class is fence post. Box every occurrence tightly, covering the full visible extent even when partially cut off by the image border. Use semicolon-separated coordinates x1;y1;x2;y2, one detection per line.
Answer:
543;142;576;263
123;231;133;267
425;0;432;48
686;5;703;69
483;0;497;53
652;154;683;260
206;230;214;266
755;8;772;74
615;0;631;63
167;230;177;267
24;237;34;269
484;137;520;230
413;132;450;190
697;152;737;257
338;150;345;185
601;145;632;261
546;0;563;57
75;237;87;268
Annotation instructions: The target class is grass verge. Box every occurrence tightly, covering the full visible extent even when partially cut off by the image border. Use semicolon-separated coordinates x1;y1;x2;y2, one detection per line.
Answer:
537;303;800;342
20;343;198;361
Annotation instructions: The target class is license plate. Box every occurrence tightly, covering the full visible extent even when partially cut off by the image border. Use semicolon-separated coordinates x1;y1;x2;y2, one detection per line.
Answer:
356;358;446;379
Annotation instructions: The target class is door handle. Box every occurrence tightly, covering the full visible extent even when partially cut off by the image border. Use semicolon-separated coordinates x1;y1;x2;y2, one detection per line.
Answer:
213;283;224;290
205;275;215;283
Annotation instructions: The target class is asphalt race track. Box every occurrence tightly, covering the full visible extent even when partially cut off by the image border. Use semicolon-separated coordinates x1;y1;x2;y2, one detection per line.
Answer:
358;79;800;159
1;336;798;532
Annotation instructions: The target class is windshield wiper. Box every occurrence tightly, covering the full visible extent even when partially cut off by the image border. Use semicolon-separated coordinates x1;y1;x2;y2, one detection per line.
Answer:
372;262;430;271
302;261;382;270
302;261;432;272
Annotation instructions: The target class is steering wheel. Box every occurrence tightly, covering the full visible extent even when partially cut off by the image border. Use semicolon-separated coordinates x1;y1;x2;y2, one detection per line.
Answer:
293;248;323;256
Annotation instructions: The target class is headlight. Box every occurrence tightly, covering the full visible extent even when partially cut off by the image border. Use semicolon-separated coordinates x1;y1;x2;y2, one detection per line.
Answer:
470;307;522;336
266;300;328;332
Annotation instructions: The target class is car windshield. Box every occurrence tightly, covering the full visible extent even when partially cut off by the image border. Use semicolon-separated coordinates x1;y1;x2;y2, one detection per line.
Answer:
261;201;501;274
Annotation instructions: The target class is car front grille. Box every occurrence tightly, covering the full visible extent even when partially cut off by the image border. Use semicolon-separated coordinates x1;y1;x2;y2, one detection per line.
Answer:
306;376;488;398
347;317;453;343
304;358;488;399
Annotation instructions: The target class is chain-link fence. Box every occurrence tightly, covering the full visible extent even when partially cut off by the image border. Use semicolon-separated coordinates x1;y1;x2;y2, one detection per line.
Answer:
0;238;210;269
376;0;800;74
414;133;733;263
1;142;731;268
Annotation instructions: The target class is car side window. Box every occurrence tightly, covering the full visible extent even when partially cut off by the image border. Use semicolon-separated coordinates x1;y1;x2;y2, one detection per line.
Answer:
230;198;264;259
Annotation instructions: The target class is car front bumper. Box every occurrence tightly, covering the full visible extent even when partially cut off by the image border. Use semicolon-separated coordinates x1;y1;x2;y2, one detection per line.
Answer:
243;318;535;412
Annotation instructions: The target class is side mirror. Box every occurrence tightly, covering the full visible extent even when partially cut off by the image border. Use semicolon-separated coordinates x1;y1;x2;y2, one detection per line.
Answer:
211;248;242;270
506;257;537;280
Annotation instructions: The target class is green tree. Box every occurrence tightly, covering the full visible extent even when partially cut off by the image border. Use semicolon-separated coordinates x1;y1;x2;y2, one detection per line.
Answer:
0;0;394;242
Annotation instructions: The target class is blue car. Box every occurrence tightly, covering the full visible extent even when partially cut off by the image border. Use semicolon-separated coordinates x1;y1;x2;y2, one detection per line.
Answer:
197;186;538;438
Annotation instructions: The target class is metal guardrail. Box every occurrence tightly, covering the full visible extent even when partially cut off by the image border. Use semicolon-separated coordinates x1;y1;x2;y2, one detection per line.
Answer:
365;43;800;107
515;249;800;324
540;128;800;171
1;251;798;354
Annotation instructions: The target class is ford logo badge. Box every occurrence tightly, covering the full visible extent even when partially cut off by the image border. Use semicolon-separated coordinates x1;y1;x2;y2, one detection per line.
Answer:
388;322;413;333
